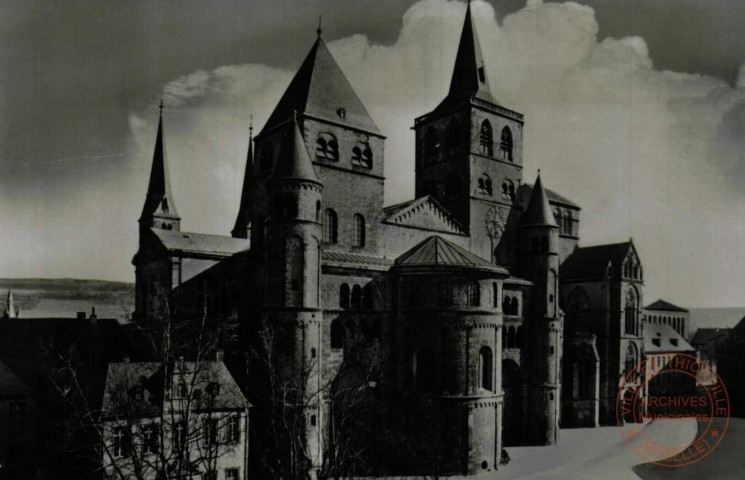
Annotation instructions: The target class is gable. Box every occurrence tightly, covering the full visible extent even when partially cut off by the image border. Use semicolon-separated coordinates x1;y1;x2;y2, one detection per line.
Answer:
383;196;466;235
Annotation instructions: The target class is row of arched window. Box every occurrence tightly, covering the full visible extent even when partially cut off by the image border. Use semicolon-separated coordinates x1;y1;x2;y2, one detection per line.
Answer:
422;120;514;165
553;208;574;236
502;295;520;315
323;210;366;247
339;283;375;310
316;133;373;169
646;314;686;337
503;325;523;349
624;288;640;336
623;259;642;280
408;279;481;307
330;317;381;350
410;346;494;393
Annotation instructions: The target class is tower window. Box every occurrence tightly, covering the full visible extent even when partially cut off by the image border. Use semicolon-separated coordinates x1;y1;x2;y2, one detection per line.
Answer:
316;201;321;221
285;236;304;307
625;288;638;336
424;128;439;165
479;120;493;156
161;198;169;213
353;214;366;247
330;319;344;349
478;65;486;84
339;284;350;309
352;143;373;168
479;346;493;391
260;144;273;171
316;133;339;161
500;126;513;161
466;281;480;306
351;285;363;310
478;174;493;196
323;209;338;244
363;284;374;310
501;180;515;201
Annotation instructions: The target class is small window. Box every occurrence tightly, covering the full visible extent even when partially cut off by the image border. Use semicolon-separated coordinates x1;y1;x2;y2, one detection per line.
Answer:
337;108;346;119
112;426;130;458
500;126;513;161
311;347;317;358
203;418;218;446
323;209;338;244
316;133;339;161
225;469;240;480
340;284;350;309
353;214;366;247
310;414;317;426
466;281;480;306
330;319;344;349
670;339;679;347
479;346;493;391
316;201;321;221
352;142;373;168
351;285;363;310
479;120;493;156
478;174;493;196
501;180;515;201
161;198;169;212
142;424;158;454
478;65;486;84
226;415;240;444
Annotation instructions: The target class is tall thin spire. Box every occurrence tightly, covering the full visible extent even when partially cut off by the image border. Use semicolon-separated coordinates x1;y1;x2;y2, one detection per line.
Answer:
521;171;558;227
232;118;255;238
436;1;498;110
4;290;17;319
274;114;319;182
140;100;180;228
317;14;322;37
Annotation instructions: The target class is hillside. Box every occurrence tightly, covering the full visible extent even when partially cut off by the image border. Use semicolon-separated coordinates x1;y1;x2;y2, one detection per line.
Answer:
0;278;134;321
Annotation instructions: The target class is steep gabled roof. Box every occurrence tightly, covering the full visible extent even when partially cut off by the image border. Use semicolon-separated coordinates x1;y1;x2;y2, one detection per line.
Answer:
152;229;250;258
140;105;179;222
274;115;319;182
383;196;466;235
260;36;381;136
395;236;507;274
560;241;633;280
520;173;558;228
645;299;689;313
436;2;499;111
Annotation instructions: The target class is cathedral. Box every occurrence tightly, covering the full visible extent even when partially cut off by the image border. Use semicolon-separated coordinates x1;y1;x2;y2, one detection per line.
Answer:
132;3;652;476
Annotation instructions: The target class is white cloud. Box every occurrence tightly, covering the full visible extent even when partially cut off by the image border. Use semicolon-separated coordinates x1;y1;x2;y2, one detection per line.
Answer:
126;0;745;307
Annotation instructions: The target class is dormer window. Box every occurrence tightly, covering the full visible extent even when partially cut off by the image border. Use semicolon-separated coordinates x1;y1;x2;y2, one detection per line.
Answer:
337;108;346;119
670;339;679;347
652;338;661;347
161;198;169;213
478;65;486;84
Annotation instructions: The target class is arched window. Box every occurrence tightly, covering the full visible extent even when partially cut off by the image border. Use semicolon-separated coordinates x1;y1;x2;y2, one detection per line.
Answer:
500;126;513;161
315;201;321;221
260;144;273;171
446;119;461;154
362;284;374;310
502;325;507;348
554;209;563;230
466;281;480;306
501;180;515;201
351;285;362;310
477;174;492;196
493;283;499;308
479;346;493;391
516;327;523;350
479;120;493;156
351;142;373;168
353;214;365;248
624;343;637;380
511;297;520;316
625;288;637;336
507;326;516;349
502;295;509;313
285;236;304;307
413;348;436;393
424;128;439;165
315;133;339;161
323;209;338;244
339;284;350;309
330;320;344;350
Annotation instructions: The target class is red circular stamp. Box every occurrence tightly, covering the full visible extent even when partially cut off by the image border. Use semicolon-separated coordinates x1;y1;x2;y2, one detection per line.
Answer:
615;352;730;467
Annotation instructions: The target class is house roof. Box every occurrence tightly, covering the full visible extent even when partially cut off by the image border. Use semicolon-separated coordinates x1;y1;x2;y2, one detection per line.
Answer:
520;173;558;228
394;236;508;274
102;360;247;417
645;299;689;313
152;229;250;258
560;241;632;280
260;36;381;136
643;323;694;354
323;251;393;269
518;184;580;209
691;327;730;346
383;195;466;235
274;115;319;182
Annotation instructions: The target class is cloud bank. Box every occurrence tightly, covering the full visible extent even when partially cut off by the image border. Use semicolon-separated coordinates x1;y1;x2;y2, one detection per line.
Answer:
19;0;745;308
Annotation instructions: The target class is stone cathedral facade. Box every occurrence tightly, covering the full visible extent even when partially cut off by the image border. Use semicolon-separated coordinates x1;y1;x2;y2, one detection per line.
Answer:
133;4;654;476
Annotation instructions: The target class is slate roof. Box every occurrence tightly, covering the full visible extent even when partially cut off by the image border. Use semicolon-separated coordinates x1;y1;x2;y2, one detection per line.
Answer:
560;242;632;280
691;327;730;346
395;236;508;273
520;173;558;227
152;229;250;258
644;323;694;354
518;184;580;209
274;116;319;181
645;299;689;313
323;251;393;269
102;361;247;418
260;36;381;136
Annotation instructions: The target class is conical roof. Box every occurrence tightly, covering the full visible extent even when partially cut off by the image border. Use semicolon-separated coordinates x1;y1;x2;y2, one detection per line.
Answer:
5;290;17;318
520;173;558;227
140;106;179;221
260;36;381;136
395;236;507;273
273;116;320;182
436;2;499;111
232;126;253;238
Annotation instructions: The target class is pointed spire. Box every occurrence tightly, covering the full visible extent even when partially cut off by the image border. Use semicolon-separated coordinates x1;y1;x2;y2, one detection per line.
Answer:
232;118;254;238
317;14;322;37
521;171;558;227
4;290;17;319
273;114;319;182
436;1;498;110
140;100;180;225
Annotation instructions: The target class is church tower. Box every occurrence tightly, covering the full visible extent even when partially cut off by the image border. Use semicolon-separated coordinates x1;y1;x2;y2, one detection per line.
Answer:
232;121;253;239
413;2;524;263
256;115;324;471
139;101;180;236
517;173;562;445
4;290;17;319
